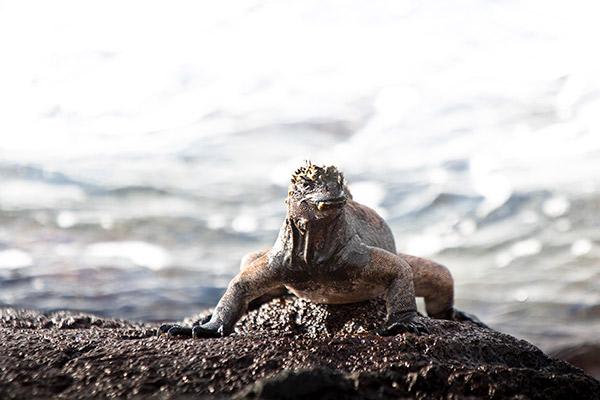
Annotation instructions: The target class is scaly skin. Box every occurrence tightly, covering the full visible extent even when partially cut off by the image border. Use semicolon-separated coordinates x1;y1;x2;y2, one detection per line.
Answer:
159;162;485;339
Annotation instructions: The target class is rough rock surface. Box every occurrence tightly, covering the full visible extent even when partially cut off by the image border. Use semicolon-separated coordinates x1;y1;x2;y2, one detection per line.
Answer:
550;342;600;380
1;298;598;399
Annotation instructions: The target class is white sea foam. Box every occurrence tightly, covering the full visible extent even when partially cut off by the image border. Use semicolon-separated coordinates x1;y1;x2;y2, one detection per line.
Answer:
0;180;86;210
84;241;172;270
542;197;571;218
495;239;543;268
0;249;33;269
56;211;77;228
0;1;599;195
350;181;386;210
571;239;593;257
231;215;258;233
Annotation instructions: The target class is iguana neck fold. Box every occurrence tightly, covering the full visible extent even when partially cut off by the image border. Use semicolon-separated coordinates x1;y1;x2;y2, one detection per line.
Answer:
287;208;351;266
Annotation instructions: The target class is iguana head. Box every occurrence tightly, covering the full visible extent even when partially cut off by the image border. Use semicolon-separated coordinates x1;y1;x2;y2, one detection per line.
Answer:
287;161;350;224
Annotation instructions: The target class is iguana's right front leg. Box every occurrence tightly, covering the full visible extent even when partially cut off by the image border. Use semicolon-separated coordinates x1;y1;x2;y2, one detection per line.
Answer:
159;253;283;338
240;249;288;309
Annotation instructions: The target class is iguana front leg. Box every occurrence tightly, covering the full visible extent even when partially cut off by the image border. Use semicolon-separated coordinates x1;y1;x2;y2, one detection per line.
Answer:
158;253;283;338
364;247;429;335
399;254;454;319
240;249;288;309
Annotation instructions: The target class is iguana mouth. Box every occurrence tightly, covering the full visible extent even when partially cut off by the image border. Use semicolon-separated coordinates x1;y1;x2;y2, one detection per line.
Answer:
315;196;347;211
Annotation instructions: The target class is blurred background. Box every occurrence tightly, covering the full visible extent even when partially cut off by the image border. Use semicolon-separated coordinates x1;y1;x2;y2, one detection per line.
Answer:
1;0;599;354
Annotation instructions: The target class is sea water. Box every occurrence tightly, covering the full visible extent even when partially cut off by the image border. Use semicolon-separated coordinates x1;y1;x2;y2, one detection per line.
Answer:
0;0;599;351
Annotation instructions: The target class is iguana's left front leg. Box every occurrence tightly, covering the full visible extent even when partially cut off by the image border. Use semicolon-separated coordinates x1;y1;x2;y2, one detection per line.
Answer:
364;247;429;335
400;254;487;327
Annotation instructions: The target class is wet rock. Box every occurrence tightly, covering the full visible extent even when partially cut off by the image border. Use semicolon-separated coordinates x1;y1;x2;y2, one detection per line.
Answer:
235;368;354;400
551;342;600;380
1;298;599;399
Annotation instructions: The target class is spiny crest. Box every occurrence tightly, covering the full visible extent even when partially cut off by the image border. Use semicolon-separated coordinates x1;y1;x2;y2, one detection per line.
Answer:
289;161;344;195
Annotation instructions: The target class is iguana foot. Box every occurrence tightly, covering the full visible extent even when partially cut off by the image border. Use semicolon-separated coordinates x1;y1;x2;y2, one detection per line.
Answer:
453;308;488;328
192;325;221;339
193;314;213;326
377;314;430;336
157;324;193;337
191;315;222;338
157;320;221;338
157;314;215;338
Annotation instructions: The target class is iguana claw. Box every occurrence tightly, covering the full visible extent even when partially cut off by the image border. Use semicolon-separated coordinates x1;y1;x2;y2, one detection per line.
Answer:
378;316;430;336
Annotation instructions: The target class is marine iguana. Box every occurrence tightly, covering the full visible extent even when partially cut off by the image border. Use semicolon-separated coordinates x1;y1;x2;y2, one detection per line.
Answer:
159;162;484;338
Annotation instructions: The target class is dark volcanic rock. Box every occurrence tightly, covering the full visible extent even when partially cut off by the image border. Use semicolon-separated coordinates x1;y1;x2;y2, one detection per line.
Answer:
551;342;600;380
1;298;598;399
